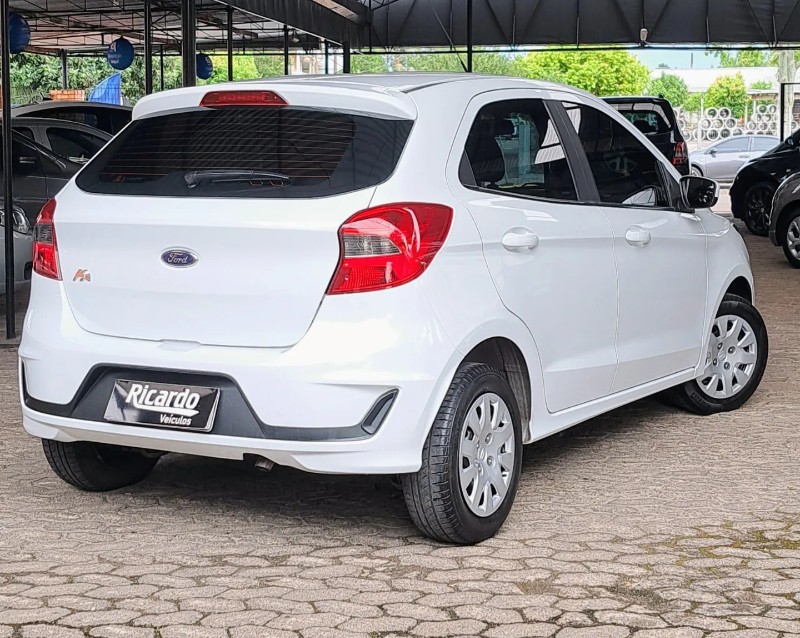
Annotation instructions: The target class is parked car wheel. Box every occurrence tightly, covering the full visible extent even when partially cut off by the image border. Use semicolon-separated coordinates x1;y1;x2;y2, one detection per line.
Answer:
401;363;522;544
42;439;159;491
690;165;703;177
780;208;800;268
742;182;774;236
669;294;768;415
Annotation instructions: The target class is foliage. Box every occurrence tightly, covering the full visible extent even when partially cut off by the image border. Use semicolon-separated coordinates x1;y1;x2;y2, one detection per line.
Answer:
646;74;689;107
704;73;748;118
711;49;772;67
683;92;704;112
351;51;513;75
750;79;773;91
513;49;650;96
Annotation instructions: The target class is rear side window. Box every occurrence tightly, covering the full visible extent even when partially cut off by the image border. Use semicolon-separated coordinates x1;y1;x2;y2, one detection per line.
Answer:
462;98;577;201
76;107;413;198
610;102;674;135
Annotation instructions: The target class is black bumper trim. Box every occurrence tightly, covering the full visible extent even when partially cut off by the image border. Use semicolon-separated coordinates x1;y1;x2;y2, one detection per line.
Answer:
22;363;396;442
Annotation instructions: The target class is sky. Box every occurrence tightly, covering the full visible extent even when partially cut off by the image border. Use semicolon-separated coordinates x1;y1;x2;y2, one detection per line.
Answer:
632;49;719;69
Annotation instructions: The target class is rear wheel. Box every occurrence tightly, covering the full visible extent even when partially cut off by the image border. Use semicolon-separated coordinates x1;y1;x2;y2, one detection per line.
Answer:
669;294;768;415
742;182;774;236
781;208;800;268
42;439;158;491
401;363;522;544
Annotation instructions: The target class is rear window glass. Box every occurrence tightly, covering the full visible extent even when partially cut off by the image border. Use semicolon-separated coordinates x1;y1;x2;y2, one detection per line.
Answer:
76;107;413;198
610;103;674;135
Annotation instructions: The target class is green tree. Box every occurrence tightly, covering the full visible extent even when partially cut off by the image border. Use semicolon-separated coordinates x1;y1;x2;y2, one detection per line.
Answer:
351;54;391;73
711;49;771;67
513;49;650;96
254;55;286;77
683;92;704;112
646;73;689;107
705;73;748;118
750;79;773;91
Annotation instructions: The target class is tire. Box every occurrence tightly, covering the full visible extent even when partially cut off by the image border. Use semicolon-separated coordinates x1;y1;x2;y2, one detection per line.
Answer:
669;294;768;415
690;165;703;177
401;363;523;544
780;208;800;268
42;439;158;491
742;182;774;236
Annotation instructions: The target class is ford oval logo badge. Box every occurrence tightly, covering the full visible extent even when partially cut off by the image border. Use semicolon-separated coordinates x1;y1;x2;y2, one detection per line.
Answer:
161;249;199;268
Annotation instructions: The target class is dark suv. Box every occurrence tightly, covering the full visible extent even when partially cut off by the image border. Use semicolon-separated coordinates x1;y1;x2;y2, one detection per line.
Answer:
730;131;800;236
604;97;689;176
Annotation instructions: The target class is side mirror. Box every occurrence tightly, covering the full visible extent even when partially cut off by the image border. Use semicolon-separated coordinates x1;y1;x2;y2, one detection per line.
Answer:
680;175;719;210
708;148;717;156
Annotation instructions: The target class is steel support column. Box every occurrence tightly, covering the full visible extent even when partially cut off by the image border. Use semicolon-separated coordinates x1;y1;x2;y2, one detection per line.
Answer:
466;0;473;72
181;0;196;87
283;24;290;75
144;0;153;94
227;6;234;81
60;49;68;88
780;82;787;140
342;41;351;73
324;40;329;74
2;0;14;338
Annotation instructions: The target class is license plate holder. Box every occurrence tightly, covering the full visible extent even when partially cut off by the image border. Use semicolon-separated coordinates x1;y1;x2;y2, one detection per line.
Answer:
104;379;221;432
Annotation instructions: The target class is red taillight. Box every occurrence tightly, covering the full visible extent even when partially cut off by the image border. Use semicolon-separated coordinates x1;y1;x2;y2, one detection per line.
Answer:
673;141;687;165
33;198;60;280
327;203;453;295
200;90;288;108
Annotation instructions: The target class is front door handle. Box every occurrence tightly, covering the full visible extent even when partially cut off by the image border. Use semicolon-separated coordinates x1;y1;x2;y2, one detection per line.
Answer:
502;228;539;252
625;225;651;247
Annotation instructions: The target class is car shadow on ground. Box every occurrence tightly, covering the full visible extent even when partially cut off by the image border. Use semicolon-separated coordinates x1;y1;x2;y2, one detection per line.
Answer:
119;396;671;539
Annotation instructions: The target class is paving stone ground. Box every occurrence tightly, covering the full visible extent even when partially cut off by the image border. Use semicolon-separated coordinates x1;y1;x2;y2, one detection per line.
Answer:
2;210;800;636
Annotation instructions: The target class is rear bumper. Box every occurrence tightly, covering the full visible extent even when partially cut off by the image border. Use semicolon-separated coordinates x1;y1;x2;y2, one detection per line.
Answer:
19;276;461;474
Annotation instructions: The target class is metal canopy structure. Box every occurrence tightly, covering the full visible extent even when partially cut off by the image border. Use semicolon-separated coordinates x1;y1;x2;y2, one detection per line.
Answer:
11;0;320;55
364;0;800;50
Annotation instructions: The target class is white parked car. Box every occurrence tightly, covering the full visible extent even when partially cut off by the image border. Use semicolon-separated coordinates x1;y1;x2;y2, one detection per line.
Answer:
20;75;768;544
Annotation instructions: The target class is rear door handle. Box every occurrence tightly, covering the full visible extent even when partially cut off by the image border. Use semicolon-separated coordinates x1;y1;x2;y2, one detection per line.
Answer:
502;228;539;252
625;225;651;247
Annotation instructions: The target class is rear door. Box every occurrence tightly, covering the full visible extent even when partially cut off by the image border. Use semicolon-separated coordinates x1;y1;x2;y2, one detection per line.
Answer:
451;91;618;414
59;99;413;348
560;100;707;391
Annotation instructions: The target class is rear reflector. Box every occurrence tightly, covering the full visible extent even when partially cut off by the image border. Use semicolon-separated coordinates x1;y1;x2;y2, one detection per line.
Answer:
200;90;288;108
33;198;60;280
327;203;453;295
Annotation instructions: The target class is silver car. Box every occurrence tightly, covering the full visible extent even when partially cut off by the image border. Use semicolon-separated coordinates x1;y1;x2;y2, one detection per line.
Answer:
0;203;33;295
690;135;778;182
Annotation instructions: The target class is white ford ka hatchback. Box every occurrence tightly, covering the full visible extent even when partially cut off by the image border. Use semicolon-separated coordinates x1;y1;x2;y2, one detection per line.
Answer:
20;74;768;544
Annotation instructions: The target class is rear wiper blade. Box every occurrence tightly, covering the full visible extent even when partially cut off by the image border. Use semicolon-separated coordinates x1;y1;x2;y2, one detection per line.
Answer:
184;170;292;188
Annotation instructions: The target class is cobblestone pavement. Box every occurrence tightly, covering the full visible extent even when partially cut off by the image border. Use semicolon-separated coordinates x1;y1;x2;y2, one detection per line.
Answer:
2;220;800;637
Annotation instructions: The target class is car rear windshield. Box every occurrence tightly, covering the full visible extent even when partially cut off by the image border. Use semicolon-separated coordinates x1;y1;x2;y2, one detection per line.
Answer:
76;106;413;198
609;102;675;135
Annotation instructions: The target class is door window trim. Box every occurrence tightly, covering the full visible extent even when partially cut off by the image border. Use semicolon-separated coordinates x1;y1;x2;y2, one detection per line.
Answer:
457;97;595;205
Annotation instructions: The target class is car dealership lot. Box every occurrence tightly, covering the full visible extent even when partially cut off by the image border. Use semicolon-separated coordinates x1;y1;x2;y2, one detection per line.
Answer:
1;220;800;636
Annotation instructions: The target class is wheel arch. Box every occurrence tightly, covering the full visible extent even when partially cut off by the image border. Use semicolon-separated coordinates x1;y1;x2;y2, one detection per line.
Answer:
461;337;532;440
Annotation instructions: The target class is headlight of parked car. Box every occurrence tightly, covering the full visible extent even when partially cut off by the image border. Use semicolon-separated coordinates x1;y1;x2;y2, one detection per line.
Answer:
0;207;31;235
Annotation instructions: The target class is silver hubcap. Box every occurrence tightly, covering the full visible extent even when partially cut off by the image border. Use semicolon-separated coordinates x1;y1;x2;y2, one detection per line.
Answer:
698;314;758;399
458;393;515;517
787;219;800;258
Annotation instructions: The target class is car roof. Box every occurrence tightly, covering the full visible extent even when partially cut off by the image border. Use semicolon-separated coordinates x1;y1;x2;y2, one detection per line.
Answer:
12;102;132;114
603;96;672;105
8;116;112;138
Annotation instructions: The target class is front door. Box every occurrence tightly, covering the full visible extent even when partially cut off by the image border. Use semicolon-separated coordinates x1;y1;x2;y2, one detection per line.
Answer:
561;101;707;391
451;93;618;413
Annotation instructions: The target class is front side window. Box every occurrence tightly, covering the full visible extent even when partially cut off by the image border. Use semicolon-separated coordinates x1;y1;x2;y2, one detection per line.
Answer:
715;138;749;153
563;102;669;208
463;99;577;201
